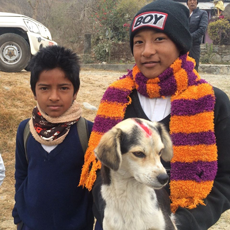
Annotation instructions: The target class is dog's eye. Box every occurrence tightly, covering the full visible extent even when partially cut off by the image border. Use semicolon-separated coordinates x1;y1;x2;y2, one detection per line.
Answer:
132;151;146;158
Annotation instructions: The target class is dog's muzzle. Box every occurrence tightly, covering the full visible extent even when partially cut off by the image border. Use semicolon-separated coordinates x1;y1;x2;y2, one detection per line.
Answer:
157;173;169;185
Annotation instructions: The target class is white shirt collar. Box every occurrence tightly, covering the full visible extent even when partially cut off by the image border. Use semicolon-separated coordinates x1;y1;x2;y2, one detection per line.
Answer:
137;92;171;122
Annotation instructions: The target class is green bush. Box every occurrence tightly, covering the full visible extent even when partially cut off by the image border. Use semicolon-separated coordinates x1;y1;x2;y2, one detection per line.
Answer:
93;41;111;62
208;19;230;45
91;0;147;62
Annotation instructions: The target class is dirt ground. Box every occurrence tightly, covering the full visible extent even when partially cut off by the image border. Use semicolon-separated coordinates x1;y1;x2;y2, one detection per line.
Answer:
0;69;230;229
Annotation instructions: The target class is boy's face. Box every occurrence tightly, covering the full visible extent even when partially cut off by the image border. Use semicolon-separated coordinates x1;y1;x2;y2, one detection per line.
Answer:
133;29;180;79
34;68;77;117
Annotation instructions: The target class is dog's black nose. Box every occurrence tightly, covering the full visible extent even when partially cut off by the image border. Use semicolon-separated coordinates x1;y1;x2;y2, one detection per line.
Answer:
157;173;169;185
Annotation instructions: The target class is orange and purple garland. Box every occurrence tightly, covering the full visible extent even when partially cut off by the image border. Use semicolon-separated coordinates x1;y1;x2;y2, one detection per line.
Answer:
79;53;217;213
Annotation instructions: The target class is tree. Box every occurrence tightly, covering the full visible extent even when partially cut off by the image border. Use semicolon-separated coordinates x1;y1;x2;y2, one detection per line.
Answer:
27;0;40;19
91;0;147;61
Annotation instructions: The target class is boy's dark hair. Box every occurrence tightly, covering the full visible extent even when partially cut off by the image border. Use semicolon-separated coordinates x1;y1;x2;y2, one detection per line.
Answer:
29;45;80;96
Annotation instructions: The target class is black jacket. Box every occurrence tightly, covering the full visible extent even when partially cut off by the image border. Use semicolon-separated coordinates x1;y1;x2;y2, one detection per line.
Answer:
93;87;230;230
189;7;208;45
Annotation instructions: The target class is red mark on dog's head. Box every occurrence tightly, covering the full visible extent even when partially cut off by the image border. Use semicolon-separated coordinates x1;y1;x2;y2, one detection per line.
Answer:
134;119;152;138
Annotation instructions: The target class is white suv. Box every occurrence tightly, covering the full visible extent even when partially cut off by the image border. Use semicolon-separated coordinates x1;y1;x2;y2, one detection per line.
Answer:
0;12;57;72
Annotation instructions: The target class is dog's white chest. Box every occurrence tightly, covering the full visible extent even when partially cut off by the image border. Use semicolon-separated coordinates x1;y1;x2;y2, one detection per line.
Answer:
102;183;166;230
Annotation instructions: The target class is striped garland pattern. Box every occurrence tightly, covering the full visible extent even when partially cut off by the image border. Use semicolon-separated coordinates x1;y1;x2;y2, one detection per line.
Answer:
79;53;217;213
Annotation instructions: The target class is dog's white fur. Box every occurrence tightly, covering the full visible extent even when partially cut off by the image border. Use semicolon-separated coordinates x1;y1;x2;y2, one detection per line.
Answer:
94;118;177;230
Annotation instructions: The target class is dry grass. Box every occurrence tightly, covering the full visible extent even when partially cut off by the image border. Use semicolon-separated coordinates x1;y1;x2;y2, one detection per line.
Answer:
0;72;35;228
0;69;230;229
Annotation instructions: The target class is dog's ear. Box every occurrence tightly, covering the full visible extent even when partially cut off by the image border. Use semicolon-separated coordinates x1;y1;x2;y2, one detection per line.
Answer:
157;123;173;162
94;128;122;171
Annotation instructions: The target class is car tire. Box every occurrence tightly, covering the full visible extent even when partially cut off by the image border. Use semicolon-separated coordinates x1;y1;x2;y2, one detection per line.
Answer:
0;33;30;72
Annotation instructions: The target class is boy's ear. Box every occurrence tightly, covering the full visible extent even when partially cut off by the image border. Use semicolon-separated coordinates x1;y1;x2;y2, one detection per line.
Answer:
32;88;37;101
73;90;78;100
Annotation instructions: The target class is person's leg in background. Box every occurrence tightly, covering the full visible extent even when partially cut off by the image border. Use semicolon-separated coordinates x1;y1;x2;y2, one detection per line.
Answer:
189;45;200;72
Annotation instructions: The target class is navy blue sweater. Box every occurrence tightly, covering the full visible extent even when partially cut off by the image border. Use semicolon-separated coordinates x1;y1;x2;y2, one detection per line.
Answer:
12;119;94;230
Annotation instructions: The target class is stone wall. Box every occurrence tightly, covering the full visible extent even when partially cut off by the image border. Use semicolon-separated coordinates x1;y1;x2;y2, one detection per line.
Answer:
200;44;230;64
83;41;230;67
111;43;230;65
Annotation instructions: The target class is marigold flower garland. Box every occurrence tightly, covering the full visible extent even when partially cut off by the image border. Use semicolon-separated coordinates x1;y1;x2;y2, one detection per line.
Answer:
79;53;217;213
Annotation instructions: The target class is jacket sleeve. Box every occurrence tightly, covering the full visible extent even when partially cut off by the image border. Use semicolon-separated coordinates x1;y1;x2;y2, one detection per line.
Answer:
0;153;5;186
175;88;230;230
12;120;29;224
92;171;105;227
191;10;208;41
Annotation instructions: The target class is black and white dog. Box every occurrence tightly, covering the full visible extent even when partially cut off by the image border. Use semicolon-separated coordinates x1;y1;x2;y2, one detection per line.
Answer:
94;118;177;230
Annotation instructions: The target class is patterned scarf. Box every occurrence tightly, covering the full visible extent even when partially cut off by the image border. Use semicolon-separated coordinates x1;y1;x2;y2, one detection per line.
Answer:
29;100;82;146
79;54;217;213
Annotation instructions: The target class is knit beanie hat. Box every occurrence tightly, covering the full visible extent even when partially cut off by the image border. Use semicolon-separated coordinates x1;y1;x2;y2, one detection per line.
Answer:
130;0;192;54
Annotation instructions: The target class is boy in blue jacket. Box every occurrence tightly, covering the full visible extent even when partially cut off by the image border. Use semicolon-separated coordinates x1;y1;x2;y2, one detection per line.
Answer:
12;45;94;230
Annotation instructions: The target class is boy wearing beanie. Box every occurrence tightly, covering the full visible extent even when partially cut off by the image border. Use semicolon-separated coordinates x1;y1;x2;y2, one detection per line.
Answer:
79;0;230;229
